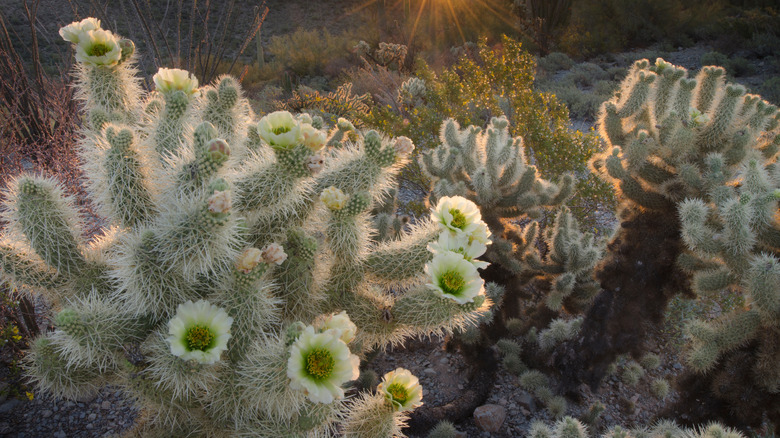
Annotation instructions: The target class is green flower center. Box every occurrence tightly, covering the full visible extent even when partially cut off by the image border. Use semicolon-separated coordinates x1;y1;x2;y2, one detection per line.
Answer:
305;348;335;380
440;270;465;295
186;325;214;351
88;43;112;57
386;382;409;405
272;126;292;135
449;208;467;230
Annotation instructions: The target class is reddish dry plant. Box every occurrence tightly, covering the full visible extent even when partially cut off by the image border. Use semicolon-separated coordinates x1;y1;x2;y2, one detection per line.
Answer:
0;5;87;224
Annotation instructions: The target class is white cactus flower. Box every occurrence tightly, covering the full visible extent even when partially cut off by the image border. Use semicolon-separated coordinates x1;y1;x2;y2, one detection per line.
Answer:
378;368;423;411
320;186;348;211
167;300;233;365
261;243;287;265
431;196;484;238
59;18;101;44
428;232;489;270
315;311;357;344
207;190;231;214
74;29;121;67
470;222;492;245
393;136;415;156
153;68;199;95
236;248;263;274
257;111;302;150
287;326;360;404
300;123;327;151
425;250;485;304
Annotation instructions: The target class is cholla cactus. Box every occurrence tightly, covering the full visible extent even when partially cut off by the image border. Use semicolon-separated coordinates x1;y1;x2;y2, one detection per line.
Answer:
420;116;574;275
374;42;408;68
529;417;745;438
675;134;779;422
555;58;780;395
0;20;493;437
398;77;427;108
524;206;603;312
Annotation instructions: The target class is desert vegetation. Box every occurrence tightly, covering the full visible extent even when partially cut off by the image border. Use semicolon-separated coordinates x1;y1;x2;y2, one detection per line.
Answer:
0;1;778;437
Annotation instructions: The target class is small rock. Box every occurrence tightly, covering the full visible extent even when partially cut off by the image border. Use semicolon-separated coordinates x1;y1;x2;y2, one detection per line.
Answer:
673;363;683;370
473;403;506;432
424;368;436;375
86;423;94;430
516;391;536;411
42;409;53;418
102;400;112;409
0;399;20;414
88;412;97;421
439;358;448;364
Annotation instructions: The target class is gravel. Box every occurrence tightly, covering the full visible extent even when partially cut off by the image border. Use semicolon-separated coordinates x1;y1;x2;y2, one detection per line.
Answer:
0;386;138;438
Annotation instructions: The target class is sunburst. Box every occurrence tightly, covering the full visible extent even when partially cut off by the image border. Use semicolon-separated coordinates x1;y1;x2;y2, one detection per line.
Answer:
347;0;518;47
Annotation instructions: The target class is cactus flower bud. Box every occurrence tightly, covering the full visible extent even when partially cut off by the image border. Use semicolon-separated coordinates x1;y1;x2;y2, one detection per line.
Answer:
261;243;287;265
118;39;135;61
689;107;710;127
320;186;348;210
207;138;230;161
307;152;325;175
207;190;231;214
236;247;263;274
393;136;415;156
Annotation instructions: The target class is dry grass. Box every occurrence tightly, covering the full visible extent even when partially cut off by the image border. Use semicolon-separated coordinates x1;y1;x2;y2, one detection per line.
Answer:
0;4;91;232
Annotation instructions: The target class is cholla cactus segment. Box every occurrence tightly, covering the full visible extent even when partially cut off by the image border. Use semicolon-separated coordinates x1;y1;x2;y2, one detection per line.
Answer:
153;68;199;95
257;110;302;150
378;368;423;412
287;325;360;404
59;18;101;44
341;391;407;438
3;176;87;279
74;29;122;67
166;300;233;365
425;250;486;304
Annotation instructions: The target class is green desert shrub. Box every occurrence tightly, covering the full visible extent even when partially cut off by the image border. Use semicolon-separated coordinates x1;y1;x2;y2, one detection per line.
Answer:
361;36;615;228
